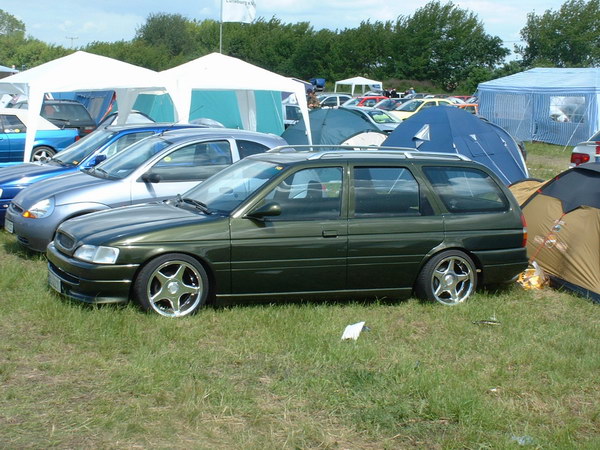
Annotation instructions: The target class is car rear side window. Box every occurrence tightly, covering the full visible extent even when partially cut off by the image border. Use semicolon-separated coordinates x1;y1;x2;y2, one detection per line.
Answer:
423;166;509;213
237;140;270;159
353;167;422;216
1;114;26;133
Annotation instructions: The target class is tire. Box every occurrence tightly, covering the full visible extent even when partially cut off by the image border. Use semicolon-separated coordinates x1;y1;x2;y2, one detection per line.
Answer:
415;250;477;306
133;253;209;317
31;146;56;162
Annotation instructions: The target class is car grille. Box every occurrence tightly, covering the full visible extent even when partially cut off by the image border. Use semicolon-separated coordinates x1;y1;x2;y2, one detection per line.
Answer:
55;231;76;252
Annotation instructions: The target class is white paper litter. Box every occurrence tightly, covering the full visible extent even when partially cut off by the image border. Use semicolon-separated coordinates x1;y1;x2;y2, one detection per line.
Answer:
341;321;366;340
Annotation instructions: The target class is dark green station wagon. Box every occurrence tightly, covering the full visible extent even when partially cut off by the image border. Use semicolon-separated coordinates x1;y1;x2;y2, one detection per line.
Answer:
47;148;528;317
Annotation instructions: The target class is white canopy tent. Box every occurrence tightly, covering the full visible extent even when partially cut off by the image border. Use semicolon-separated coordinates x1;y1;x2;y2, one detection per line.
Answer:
160;52;311;143
334;76;383;96
0;51;167;161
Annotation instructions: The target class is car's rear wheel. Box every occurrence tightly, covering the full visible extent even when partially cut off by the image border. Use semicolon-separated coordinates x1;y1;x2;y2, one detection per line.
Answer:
31;146;56;162
133;253;209;317
416;250;476;305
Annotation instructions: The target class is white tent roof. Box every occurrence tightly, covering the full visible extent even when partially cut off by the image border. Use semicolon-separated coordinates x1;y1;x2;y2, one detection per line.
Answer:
160;52;311;143
334;76;383;95
0;51;166;161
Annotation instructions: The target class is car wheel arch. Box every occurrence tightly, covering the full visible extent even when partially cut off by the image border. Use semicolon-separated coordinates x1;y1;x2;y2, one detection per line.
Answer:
129;250;218;305
413;245;483;291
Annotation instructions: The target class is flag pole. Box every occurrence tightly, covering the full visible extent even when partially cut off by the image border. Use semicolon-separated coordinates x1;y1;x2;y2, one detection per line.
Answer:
219;0;223;53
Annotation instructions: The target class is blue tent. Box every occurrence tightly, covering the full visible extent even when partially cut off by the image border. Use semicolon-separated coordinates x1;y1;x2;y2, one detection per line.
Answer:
477;68;600;146
383;106;528;185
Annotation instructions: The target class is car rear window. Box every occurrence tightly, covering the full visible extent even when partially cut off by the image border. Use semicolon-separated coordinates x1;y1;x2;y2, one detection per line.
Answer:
423;166;509;213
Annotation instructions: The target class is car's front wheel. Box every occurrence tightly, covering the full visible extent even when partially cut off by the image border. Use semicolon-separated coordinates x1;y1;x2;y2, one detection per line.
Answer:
415;250;476;305
31;146;56;162
133;253;209;317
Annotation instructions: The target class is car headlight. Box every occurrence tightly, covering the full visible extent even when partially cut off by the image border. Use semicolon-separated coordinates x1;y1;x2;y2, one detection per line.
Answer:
74;245;120;264
23;197;55;219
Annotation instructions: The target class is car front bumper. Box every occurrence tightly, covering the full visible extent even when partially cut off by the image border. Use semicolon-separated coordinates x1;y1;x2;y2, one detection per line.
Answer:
46;242;139;304
5;203;64;252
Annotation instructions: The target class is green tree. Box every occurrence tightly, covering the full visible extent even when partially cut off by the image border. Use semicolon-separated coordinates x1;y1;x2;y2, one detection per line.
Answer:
516;0;600;67
0;9;25;37
393;1;509;90
135;13;196;57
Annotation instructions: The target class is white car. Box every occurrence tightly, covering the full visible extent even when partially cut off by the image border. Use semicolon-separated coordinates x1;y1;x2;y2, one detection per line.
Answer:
570;130;600;166
317;93;352;109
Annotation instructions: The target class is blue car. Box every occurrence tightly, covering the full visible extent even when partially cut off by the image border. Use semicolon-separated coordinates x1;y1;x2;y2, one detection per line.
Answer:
0;122;208;224
0;107;79;165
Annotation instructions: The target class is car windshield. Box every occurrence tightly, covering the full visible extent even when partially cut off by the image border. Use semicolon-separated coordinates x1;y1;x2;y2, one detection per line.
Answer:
91;135;173;179
374;99;398;110
52;129;117;166
181;159;284;214
343;98;359;106
396;100;424;112
366;110;397;124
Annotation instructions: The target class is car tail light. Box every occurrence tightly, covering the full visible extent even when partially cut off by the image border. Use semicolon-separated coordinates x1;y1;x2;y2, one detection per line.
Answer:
596;142;600;161
570;152;590;166
74;136;80;141
521;213;528;247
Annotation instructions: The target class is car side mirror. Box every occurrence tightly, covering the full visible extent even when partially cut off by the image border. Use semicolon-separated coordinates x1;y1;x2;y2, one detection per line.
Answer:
244;202;281;220
91;154;107;166
141;172;161;183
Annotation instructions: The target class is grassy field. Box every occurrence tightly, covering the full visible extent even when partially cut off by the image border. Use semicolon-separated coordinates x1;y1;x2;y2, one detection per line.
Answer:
1;143;599;448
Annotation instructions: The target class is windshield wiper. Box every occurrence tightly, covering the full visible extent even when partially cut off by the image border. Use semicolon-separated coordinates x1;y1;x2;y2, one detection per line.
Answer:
175;194;212;214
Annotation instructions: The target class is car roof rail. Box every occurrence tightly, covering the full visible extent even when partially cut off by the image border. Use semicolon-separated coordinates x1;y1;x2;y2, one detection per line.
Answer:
267;145;472;161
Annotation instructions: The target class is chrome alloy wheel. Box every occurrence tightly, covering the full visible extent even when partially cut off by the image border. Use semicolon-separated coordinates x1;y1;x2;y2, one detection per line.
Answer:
430;255;475;305
146;260;204;317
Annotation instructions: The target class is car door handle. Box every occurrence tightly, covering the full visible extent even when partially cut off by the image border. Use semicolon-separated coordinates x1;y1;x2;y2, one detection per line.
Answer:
322;230;338;238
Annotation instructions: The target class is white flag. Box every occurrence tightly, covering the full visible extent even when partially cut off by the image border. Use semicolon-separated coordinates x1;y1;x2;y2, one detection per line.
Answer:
222;0;256;24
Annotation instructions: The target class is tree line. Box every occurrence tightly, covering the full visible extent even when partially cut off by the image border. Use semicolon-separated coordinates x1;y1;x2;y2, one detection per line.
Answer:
1;0;598;94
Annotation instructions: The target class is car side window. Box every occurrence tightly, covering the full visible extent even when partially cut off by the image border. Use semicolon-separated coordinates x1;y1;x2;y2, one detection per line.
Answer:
147;140;232;182
1;114;26;133
262;167;343;220
423;166;509;213
237;140;270;159
353;167;422;217
321;97;337;108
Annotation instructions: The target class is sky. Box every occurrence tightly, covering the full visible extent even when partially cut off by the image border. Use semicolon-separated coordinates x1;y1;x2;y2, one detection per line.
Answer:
3;0;568;57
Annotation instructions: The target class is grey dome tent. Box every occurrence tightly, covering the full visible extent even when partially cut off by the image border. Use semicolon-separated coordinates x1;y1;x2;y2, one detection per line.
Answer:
282;108;386;146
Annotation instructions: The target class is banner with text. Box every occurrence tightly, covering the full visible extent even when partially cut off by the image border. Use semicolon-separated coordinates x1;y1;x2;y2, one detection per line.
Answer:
222;0;256;24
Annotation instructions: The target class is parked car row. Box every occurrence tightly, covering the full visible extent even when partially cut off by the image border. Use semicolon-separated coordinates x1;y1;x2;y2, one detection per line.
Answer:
0;122;210;224
2;120;529;318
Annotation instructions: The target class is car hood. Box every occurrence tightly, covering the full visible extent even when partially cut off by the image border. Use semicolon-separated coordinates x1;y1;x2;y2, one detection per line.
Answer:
12;171;112;208
0;162;73;188
57;202;223;246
